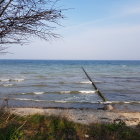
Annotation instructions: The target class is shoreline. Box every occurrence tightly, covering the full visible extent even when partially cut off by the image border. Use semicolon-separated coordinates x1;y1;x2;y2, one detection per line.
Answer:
8;107;140;127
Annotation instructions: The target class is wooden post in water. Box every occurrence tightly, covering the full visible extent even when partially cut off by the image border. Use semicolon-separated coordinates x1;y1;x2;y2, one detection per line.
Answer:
81;67;107;102
0;97;9;109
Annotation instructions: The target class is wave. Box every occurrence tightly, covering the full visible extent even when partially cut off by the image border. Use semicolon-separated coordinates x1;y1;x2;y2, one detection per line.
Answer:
99;101;140;104
52;100;70;103
0;98;92;103
21;93;27;95
58;81;102;85
59;91;96;94
33;92;45;95
60;91;71;94
49;100;140;104
6;98;46;102
0;97;140;105
0;78;24;82
17;90;97;95
80;81;102;84
80;81;92;84
79;91;96;94
13;98;33;101
20;92;45;95
0;79;10;82
12;78;25;82
2;84;14;87
19;91;72;95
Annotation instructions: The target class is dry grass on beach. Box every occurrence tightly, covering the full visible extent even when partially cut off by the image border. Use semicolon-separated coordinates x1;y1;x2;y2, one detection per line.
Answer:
0;108;140;140
10;107;140;127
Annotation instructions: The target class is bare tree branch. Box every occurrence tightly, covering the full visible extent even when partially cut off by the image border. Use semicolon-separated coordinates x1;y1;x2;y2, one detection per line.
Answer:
0;0;65;52
0;0;13;17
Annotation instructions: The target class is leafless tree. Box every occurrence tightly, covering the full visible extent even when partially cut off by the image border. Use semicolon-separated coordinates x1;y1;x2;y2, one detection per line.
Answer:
0;0;64;53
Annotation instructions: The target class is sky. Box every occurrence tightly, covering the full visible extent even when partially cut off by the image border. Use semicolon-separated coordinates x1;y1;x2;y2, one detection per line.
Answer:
1;0;140;60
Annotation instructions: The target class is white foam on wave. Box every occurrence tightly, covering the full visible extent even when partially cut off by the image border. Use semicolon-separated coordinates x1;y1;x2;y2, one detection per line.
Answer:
12;78;25;82
0;78;24;82
80;81;102;84
60;91;71;94
20;92;45;95
60;90;97;94
14;98;32;101
2;84;13;87
1;97;140;105
21;93;27;95
52;100;98;104
79;91;96;94
99;101;140;104
0;79;10;82
33;92;45;95
52;100;68;103
80;81;92;84
11;98;44;102
11;98;70;103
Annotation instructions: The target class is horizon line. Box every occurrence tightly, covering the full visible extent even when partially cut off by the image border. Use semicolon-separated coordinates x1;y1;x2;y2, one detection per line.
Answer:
0;59;140;61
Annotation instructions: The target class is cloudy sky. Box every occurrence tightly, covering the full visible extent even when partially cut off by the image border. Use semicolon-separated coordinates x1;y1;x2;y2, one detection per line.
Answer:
1;0;140;60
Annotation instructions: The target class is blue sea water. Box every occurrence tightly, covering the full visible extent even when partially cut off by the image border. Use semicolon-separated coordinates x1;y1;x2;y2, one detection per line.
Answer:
0;60;140;110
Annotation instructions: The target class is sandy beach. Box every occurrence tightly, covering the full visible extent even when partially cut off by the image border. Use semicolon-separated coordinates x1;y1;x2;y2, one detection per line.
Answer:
9;107;140;127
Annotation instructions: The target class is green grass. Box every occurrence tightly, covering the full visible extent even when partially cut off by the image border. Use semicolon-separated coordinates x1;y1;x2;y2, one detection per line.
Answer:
0;111;139;140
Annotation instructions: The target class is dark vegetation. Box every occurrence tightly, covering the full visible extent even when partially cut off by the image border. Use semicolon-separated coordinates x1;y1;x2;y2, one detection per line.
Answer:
0;110;140;140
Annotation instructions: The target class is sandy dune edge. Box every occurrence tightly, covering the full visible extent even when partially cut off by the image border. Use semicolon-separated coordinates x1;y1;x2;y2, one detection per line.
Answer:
9;108;140;127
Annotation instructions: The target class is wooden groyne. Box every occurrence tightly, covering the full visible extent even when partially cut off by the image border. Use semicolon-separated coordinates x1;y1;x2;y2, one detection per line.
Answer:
82;67;107;102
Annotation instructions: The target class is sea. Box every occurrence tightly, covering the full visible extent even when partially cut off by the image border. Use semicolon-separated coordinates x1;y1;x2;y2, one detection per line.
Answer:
0;60;140;111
